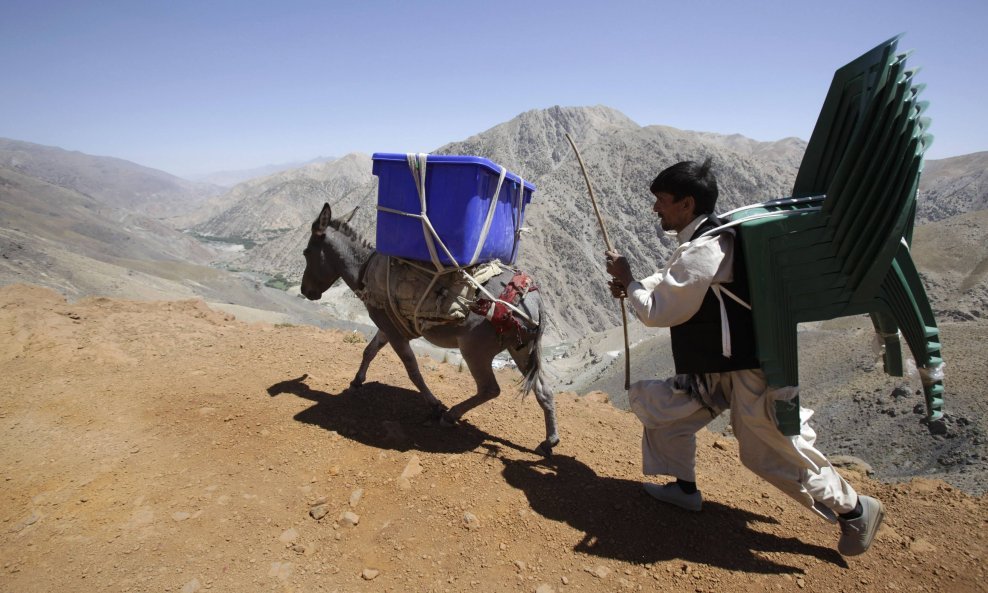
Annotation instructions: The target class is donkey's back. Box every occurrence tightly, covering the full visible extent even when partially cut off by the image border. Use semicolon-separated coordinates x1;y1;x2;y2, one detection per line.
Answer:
300;203;558;456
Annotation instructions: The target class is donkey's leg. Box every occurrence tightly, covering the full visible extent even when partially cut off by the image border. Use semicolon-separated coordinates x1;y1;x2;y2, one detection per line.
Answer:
441;337;502;426
350;330;389;390
389;337;446;418
509;345;560;457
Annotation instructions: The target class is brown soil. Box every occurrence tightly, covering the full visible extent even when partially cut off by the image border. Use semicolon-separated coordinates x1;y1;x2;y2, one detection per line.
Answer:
1;284;985;593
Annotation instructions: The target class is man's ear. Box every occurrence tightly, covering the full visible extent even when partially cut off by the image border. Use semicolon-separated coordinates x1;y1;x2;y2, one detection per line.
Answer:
682;195;696;215
313;202;332;235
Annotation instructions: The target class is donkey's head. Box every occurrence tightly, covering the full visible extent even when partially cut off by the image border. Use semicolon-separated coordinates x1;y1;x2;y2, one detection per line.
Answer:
300;203;360;301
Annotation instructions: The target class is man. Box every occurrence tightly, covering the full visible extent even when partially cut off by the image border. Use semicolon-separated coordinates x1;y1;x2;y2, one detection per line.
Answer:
604;159;883;556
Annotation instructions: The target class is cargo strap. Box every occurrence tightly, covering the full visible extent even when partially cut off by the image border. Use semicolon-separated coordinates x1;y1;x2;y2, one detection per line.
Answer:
510;173;528;263
696;205;824;359
710;284;751;358
384;255;501;337
470;165;508;266
374;153;537;332
471;272;539;346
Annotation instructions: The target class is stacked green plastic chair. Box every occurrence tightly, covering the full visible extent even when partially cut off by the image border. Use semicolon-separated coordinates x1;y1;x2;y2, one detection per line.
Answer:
721;36;944;435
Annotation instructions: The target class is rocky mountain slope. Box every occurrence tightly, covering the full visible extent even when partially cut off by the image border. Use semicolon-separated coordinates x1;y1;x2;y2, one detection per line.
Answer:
0;159;341;329
182;154;374;241
434;106;805;341
917;151;988;222
190;156;337;188
189;106;988;348
911;208;988;320
1;283;985;593
201;106;807;343
0;137;221;218
0;164;214;265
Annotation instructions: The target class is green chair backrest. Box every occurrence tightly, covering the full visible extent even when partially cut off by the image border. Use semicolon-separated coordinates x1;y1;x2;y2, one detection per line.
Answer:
792;36;901;198
725;36;944;434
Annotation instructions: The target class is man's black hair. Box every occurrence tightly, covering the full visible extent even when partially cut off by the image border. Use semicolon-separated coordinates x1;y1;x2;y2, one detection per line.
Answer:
649;158;719;215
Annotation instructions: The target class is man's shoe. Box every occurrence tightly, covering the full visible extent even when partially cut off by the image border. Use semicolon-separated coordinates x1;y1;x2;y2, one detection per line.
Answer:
838;495;885;556
643;482;702;512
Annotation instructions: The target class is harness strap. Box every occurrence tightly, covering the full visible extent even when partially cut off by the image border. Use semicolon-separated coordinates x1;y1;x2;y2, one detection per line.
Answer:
471;272;539;345
695;208;824;241
709;284;752;359
693;219;754;360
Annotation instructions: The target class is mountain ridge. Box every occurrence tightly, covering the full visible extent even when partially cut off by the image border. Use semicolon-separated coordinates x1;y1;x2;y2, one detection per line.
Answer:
189;156;338;188
0;137;222;218
2;105;985;343
205;105;808;341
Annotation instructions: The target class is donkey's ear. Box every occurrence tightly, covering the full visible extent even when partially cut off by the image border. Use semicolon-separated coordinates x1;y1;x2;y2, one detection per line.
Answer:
313;203;332;235
342;206;359;225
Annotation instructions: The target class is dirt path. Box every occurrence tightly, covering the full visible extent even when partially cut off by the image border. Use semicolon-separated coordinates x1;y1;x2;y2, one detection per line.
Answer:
1;284;985;593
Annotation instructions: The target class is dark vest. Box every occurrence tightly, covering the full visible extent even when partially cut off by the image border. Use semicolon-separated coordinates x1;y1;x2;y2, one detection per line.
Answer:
669;216;760;374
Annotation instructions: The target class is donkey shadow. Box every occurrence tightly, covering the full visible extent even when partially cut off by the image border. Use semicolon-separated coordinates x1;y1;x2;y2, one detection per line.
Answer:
267;374;533;456
267;375;846;573
500;455;848;573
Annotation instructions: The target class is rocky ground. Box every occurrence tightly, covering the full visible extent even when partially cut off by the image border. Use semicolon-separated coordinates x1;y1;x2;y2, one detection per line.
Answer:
2;284;986;593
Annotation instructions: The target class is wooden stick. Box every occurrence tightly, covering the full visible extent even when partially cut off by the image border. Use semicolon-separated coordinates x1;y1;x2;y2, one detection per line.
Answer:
565;133;631;390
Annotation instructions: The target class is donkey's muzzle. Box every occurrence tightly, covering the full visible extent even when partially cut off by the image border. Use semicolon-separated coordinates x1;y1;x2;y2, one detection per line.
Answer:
301;288;322;301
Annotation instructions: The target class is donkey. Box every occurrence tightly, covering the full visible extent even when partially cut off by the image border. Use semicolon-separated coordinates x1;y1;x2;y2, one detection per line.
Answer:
299;203;559;456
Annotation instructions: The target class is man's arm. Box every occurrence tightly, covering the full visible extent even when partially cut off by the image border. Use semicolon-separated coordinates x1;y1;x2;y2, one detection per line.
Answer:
604;236;729;328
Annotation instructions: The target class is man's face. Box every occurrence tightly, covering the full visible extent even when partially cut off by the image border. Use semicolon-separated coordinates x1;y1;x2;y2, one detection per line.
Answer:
652;191;694;232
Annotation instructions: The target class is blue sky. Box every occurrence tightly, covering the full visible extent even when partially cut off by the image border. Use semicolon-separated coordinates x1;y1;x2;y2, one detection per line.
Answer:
2;0;985;177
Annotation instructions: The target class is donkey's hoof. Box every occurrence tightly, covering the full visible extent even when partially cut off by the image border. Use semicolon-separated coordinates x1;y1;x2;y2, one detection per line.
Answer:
439;412;458;428
347;379;364;392
535;440;557;458
424;403;448;424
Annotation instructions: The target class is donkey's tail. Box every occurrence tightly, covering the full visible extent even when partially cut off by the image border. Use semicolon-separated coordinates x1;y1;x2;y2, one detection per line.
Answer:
519;310;546;398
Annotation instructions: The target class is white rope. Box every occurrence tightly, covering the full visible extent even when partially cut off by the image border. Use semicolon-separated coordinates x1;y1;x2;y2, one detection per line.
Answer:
376;154;537;330
447;261;537;327
717;194;826;219
510;177;526;262
405;152;446;270
695;207;824;240
376;209;536;326
718;284;752;310
709;284;752;359
469;165;507;265
709;286;733;358
377;205;462;268
411;268;445;335
696;219;755;360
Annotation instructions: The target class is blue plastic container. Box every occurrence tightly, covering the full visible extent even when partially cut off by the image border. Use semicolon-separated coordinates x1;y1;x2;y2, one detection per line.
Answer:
372;153;535;266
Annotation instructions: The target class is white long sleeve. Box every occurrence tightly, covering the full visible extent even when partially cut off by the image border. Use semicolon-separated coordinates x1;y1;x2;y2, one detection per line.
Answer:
625;217;735;328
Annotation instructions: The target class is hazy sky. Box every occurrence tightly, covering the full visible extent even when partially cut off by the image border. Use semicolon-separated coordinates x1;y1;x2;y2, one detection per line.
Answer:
2;0;985;178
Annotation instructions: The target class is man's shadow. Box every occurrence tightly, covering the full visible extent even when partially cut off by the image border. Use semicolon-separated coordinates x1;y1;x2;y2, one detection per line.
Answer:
500;455;847;573
267;374;532;456
268;375;845;572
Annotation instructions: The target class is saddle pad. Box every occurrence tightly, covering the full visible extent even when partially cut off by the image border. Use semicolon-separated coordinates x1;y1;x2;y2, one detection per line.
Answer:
359;254;502;324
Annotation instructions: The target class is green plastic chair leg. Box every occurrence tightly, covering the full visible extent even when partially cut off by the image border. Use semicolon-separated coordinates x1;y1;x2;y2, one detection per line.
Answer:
870;311;904;376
